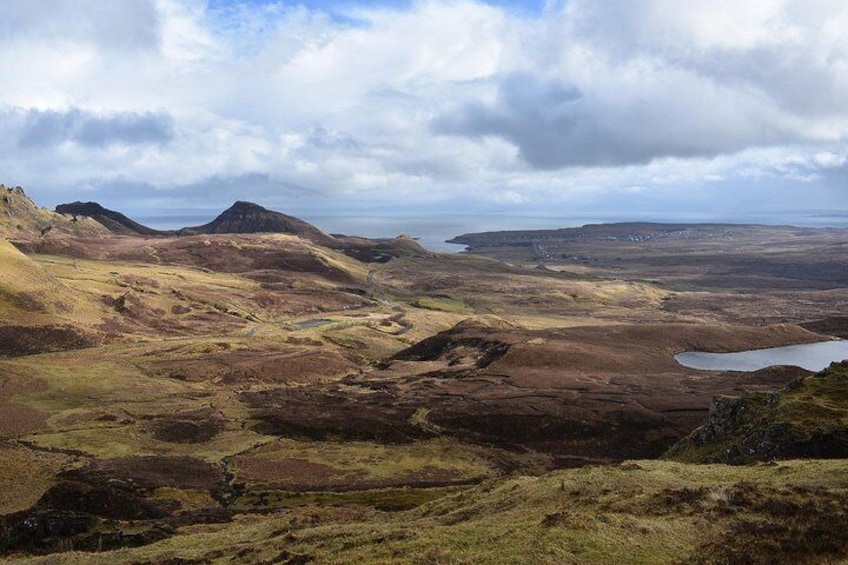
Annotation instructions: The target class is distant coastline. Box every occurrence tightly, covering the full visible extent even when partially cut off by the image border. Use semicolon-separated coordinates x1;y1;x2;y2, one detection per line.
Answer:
135;211;848;254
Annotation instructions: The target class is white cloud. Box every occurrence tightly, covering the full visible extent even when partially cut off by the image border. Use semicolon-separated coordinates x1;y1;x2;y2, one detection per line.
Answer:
814;152;848;168
0;0;160;49
0;0;845;217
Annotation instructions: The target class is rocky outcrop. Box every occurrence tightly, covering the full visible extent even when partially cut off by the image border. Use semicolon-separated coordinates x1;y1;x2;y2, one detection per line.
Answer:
179;201;336;246
0;185;110;240
667;361;848;464
55;201;166;236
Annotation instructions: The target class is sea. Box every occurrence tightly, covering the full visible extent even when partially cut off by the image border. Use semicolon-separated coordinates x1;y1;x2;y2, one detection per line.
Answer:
136;211;848;254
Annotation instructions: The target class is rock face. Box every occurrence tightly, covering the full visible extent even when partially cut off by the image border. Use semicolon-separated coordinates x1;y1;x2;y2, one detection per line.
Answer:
667;361;848;464
54;201;165;236
0;186;110;240
179;201;336;246
55;198;338;246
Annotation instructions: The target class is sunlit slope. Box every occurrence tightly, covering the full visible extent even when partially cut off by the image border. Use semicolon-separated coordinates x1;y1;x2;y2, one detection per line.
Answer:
0;233;377;347
0;239;88;323
0;186;108;240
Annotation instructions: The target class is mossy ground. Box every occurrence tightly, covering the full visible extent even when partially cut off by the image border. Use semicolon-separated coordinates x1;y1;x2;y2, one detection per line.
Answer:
670;361;848;464
6;459;848;564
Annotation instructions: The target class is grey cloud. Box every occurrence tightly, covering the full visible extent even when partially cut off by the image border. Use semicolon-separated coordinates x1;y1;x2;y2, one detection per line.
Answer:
434;74;592;168
17;108;175;149
433;73;638;168
690;48;848;119
71;173;324;221
566;1;848;119
0;0;159;49
430;1;848;170
434;71;797;169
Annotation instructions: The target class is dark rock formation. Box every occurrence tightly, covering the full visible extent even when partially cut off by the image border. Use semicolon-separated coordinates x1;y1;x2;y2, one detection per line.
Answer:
800;317;848;339
55;201;166;236
178;201;336;246
667;361;848;464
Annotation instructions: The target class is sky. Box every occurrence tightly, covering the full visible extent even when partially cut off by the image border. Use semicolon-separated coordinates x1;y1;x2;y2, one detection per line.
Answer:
1;0;847;225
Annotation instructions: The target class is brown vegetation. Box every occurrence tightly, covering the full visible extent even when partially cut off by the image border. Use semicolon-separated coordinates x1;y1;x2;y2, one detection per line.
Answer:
3;194;848;562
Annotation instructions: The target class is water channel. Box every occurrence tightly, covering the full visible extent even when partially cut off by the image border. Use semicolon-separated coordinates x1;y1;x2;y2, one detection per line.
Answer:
675;340;848;372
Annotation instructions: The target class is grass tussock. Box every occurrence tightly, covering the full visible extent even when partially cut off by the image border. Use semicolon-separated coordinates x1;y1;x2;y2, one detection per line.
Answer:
5;459;848;564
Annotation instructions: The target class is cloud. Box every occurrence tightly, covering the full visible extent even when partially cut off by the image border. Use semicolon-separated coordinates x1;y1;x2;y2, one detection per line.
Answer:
435;0;848;168
434;69;800;168
15;108;175;149
0;0;846;219
0;0;159;49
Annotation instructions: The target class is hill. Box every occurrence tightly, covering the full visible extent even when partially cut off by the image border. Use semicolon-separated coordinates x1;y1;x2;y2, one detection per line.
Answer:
667;361;848;464
449;221;848;291
54;201;166;236
3;183;848;562
26;192;431;261
179;201;336;246
3;458;847;564
0;186;109;240
0;239;100;356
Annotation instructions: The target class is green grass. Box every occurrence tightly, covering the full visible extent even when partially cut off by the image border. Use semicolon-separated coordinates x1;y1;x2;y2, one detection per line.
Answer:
9;459;848;564
231;438;499;492
1;343;277;461
235;486;465;512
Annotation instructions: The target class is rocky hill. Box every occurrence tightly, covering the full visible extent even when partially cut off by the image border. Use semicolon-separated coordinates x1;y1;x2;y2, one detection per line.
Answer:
179;201;336;246
54;201;166;236
0;186;109;240
667;361;848;464
10;186;432;262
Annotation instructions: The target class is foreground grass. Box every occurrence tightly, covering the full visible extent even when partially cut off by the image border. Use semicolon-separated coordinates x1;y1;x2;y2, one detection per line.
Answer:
8;459;848;564
231;437;500;494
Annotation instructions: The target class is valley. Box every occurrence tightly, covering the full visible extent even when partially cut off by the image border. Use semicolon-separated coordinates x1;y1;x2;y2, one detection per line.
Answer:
2;186;848;563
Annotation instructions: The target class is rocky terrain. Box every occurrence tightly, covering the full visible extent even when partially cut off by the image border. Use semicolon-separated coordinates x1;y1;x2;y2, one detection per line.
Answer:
176;201;337;247
1;188;848;563
54;202;167;237
668;360;848;464
1;186;109;240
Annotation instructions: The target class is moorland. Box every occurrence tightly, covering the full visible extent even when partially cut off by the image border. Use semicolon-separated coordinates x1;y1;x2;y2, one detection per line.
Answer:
2;183;848;563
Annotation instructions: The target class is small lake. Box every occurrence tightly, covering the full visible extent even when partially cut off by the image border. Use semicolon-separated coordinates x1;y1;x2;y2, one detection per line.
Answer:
675;340;848;372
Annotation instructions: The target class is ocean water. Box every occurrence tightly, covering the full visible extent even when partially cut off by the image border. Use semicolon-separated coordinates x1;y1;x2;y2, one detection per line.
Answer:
299;214;605;252
136;211;848;254
136;212;602;252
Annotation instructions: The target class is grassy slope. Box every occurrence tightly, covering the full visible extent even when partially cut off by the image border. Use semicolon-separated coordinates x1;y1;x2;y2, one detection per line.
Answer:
4;215;848;563
6;459;848;564
0;240;90;323
0;186;109;240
